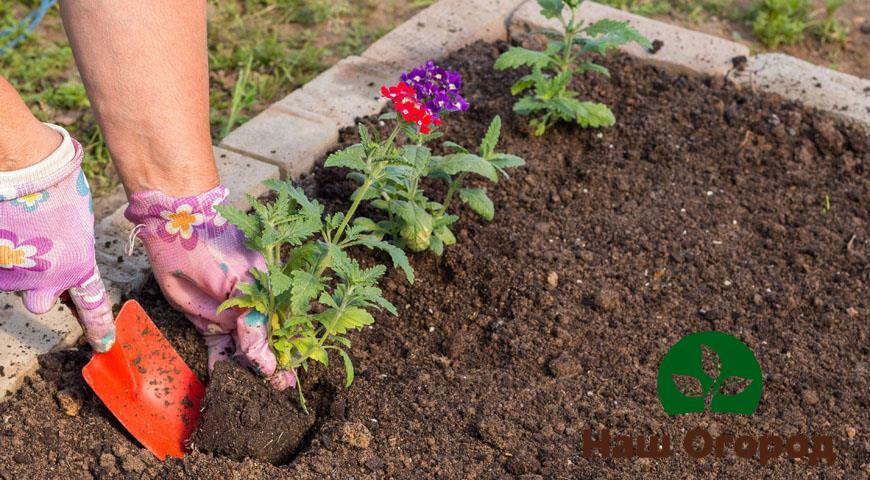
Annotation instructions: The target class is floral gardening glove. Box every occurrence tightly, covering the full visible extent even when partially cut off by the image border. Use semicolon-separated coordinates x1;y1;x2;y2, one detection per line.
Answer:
125;185;295;390
0;124;115;351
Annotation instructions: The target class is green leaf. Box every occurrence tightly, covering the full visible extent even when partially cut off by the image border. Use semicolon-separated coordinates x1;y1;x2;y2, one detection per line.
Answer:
217;295;263;314
358;236;415;284
268;265;292;296
579;61;610;77
442;141;468;154
573;101;616;127
459;188;495;220
336;348;354;387
325;145;367;171
286;241;320;272
537;0;564;19
513;96;548;116
431;153;499;182
290;270;323;315
357;123;372;146
328;306;375;335
511;75;536;95
434;225;457;246
402;144;432;172
579;19;652;53
429;234;444;256
214;204;259;239
489;154;526;171
494;47;555;71
480;115;501;158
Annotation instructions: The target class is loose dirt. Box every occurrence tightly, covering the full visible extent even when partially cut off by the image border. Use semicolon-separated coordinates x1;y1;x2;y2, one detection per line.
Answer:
0;40;866;479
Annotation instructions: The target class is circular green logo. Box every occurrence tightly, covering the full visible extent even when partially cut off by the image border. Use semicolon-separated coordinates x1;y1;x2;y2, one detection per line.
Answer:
657;331;762;416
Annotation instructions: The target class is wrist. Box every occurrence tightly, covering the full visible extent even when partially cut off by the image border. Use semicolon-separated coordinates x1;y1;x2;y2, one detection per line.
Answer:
0;124;80;199
0;121;63;171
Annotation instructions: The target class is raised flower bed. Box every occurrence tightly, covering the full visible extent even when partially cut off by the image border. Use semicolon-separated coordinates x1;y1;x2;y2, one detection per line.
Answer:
0;0;866;478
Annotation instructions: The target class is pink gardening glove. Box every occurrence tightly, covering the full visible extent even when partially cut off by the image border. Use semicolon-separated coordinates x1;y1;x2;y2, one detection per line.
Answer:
0;124;115;351
125;185;295;390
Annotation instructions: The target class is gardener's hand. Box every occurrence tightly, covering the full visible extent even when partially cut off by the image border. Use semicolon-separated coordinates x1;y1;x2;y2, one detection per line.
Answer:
125;185;295;390
0;125;115;351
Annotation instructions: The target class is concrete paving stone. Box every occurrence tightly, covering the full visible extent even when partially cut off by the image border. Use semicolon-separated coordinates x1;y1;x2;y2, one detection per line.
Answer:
509;0;749;77
362;0;527;69
733;53;870;130
275;56;401;127
220;106;339;179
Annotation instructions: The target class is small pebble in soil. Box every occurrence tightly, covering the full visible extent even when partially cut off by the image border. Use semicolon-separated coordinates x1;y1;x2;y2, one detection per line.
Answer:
55;388;83;417
592;288;620;312
547;271;559;289
802;389;820;406
339;421;373;449
846;307;858;318
845;426;857;438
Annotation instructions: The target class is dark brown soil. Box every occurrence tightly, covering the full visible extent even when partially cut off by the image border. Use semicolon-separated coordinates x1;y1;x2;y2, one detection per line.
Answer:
191;361;319;465
1;40;867;479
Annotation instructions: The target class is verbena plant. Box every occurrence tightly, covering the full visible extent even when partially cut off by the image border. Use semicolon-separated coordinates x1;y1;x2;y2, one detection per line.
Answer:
329;62;525;254
214;61;524;409
494;0;650;136
215;178;413;411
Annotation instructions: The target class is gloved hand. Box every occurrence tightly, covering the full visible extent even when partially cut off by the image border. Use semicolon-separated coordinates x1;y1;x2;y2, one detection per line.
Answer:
0;124;115;351
125;185;295;390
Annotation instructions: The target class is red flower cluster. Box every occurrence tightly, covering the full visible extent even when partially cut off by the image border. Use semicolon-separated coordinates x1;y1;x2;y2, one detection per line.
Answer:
381;82;442;134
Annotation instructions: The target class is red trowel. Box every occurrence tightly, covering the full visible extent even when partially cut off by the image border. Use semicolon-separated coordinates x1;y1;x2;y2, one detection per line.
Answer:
81;300;205;460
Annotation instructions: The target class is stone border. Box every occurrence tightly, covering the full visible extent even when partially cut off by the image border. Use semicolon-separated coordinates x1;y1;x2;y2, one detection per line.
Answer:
3;0;867;399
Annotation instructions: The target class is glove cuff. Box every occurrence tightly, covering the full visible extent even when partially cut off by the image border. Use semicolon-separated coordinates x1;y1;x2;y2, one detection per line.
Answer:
0;124;82;200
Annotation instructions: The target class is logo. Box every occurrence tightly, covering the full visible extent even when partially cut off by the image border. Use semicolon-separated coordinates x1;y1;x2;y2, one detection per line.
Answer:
657;331;762;416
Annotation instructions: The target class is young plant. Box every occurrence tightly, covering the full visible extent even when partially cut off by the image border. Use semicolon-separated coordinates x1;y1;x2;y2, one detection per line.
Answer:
810;0;849;45
328;61;524;255
494;0;650;136
215;177;413;411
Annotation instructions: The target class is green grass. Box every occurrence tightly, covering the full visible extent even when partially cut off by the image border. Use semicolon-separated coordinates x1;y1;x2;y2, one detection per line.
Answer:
0;0;425;195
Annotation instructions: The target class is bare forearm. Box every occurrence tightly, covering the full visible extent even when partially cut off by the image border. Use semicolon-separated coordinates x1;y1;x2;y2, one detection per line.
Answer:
60;0;218;196
0;76;61;171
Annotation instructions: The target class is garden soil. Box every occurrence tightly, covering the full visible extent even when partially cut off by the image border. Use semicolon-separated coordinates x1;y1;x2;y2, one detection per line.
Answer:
0;40;867;479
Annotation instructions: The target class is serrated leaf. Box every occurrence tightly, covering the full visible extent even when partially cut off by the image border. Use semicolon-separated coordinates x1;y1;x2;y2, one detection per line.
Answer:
480;115;501;158
358;236;415;284
673;374;704;398
290;270;323;315
550;98;615;127
511;75;536;95
358;123;371;145
489;154;526;172
459;188;495;220
337;348;354;387
442;141;469;154
214;205;259;239
268;266;292;296
537;0;564;19
579;19;652;53
325;145;367;171
513;96;548;116
579;61;610;77
217;295;262;314
431;153;499;182
494;47;555;71
326;306;375;335
402;144;432;172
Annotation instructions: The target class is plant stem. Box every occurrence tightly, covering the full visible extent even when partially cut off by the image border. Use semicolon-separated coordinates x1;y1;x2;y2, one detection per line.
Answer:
440;172;467;216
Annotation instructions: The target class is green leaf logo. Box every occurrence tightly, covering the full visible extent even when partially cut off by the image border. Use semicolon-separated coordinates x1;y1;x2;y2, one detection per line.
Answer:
657;331;762;416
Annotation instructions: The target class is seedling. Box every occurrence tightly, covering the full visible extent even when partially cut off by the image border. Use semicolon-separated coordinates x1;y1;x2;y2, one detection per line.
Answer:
752;0;812;48
328;62;524;254
494;0;650;135
215;179;413;411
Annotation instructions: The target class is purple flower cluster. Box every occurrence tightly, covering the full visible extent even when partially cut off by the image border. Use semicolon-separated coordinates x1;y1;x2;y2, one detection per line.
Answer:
400;61;469;118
